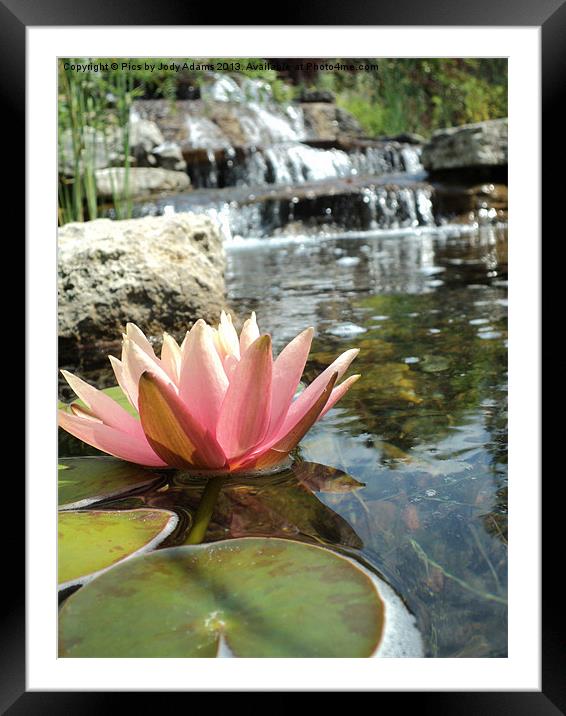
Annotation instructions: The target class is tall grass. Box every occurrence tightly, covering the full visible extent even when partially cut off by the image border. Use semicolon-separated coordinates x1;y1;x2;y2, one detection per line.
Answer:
58;61;137;225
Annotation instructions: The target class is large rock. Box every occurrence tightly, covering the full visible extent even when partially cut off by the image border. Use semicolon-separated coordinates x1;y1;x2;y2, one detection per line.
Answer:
151;141;187;171
300;103;364;140
422;119;508;171
58;214;226;356
129;117;164;156
95;167;190;199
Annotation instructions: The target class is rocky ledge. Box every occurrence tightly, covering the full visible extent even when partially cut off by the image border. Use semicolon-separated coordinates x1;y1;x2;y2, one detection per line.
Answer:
422;118;508;175
95;167;190;200
58;213;226;359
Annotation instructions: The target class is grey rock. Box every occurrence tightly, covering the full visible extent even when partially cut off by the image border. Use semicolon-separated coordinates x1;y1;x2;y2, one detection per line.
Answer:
301;103;364;140
129;118;165;165
59;126;125;176
422;118;508;171
94;167;190;199
58;213;226;353
152;141;187;171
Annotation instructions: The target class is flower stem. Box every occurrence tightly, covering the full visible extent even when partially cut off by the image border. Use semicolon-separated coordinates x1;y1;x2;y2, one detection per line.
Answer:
185;476;224;544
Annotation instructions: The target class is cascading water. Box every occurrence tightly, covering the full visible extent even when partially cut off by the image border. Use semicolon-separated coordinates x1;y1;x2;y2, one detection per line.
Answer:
128;80;435;241
132;176;435;242
184;141;423;189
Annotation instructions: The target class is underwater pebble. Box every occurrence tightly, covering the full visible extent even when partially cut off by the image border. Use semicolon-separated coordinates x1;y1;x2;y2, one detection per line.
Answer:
404;356;420;364
478;331;502;340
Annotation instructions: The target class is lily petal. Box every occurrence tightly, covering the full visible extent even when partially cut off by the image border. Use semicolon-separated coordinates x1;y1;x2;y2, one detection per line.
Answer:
179;319;229;433
239;312;260;354
161;333;182;385
269;327;314;435
286;348;359;425
223;354;239;381
61;369;140;436
122;337;177;409
216;334;273;459
319;374;361;419
218;311;240;359
70;403;102;422
58;410;166;467
232;371;337;471
138;372;226;470
108;355;138;411
126;322;157;360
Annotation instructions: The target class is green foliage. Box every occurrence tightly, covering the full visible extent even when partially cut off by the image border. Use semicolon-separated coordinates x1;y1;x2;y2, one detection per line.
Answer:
329;59;507;137
58;59;139;224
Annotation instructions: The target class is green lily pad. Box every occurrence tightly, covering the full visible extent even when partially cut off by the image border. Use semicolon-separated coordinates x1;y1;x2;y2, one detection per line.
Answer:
58;457;164;510
58;508;178;590
59;537;384;657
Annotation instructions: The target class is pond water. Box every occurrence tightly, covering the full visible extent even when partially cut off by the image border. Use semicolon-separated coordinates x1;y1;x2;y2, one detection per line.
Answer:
59;222;508;658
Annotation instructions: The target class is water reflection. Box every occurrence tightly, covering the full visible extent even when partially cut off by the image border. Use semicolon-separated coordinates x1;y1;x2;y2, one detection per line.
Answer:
98;461;364;551
225;224;508;657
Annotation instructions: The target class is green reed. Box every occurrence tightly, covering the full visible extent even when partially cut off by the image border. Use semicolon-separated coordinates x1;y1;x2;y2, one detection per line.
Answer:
58;60;137;225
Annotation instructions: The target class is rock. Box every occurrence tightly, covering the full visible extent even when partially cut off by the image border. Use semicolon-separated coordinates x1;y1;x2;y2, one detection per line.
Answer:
151;142;187;171
59;126;125;176
60;120;167;176
301;103;364;140
378;132;425;145
129;118;164;165
422;119;508;171
94;167;190;199
299;89;335;103
58;213;226;355
431;181;508;222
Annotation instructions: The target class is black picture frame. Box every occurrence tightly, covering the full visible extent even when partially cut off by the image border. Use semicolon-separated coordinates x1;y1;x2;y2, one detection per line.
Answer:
11;0;556;709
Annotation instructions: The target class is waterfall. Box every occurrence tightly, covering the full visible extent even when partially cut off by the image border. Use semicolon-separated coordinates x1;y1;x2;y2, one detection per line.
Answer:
184;141;424;189
129;90;432;241
132;180;435;242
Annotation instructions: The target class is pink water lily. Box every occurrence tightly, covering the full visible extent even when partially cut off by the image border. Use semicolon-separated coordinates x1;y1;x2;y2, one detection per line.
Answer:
59;312;360;473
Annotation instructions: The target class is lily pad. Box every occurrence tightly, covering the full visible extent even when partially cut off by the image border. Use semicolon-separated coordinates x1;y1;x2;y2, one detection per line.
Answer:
58;508;178;590
58;457;164;510
59;537;384;657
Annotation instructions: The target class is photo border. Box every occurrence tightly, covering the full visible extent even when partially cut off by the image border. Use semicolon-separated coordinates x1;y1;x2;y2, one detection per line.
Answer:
11;0;556;707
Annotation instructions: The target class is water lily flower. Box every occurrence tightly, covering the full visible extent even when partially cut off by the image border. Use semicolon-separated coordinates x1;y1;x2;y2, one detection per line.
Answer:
59;312;360;473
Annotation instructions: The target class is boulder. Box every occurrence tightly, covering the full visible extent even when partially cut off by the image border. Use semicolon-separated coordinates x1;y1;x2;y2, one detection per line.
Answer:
421;119;508;171
58;213;226;356
59;126;126;176
94;167;190;199
151;142;187;171
129;117;165;165
301;103;364;140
